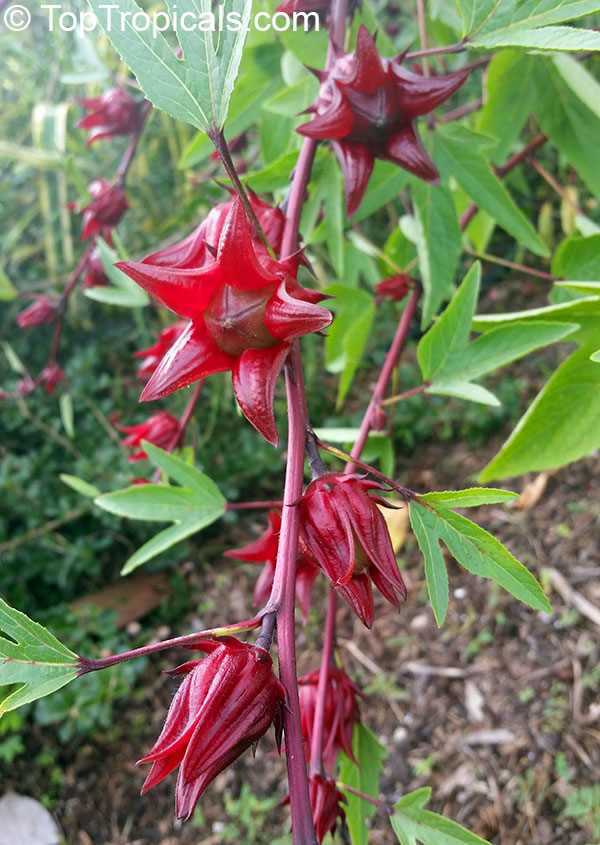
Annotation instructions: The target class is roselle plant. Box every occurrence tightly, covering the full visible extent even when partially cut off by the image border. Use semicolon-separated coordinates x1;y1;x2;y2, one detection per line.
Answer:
2;1;600;843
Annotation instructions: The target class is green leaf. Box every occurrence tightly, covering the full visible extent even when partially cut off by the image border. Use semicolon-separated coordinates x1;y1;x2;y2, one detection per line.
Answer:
473;24;600;50
418;263;481;382
411;181;461;326
552;233;600;279
353;162;409;223
409;498;550;626
480;345;600;480
434;125;549;256
59;394;75;439
0;598;79;716
418;264;577;404
420;488;520;507
392;787;492;845
468;0;600;50
60;474;101;499
533;56;600;201
339;724;387;845
0;267;17;301
324;286;375;406
409;503;449;626
478;51;537;162
590;349;600;362
454;0;499;37
84;237;148;308
87;0;253;131
94;446;226;573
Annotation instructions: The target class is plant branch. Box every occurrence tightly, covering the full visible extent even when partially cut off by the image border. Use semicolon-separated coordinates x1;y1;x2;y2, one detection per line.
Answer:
77;615;263;674
116;100;153;183
269;343;316;845
380;383;427;407
226;500;284;511
317;439;416;502
344;288;421;470
209;127;276;259
529;156;584;215
463;247;557;281
405;39;467;59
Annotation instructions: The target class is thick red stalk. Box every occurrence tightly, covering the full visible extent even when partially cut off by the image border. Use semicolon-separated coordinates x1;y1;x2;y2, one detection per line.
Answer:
345;288;421;471
309;587;337;777
271;343;317;845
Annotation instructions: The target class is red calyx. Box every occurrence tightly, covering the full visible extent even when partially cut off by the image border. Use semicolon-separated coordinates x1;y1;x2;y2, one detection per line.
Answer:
298;473;407;627
224;509;319;623
117;199;332;446
298;667;362;771
298;25;469;216
137;636;285;820
116;410;180;461
16;295;58;329
81;179;129;240
76;87;143;146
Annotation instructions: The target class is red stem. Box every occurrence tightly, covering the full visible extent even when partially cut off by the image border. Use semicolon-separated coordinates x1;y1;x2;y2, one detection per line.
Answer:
345;288;421;472
116;101;152;182
309;587;337;777
270;344;317;845
406;40;467;59
226;500;284;511
77;615;262;674
48;240;97;364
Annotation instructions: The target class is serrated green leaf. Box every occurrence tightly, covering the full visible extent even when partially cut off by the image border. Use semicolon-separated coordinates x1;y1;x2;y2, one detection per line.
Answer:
0;599;78;717
409;503;449;626
552;234;600;279
533;57;600;201
94;449;226;570
142;442;226;502
409;499;550;625
87;0;252;131
473;24;600;50
420;488;519;507
434;321;578;383
339;724;387;845
411;181;461;326
434;125;548;256
480;345;600;479
60;474;101;499
418;263;481;382
478;51;537;162
392;787;492;844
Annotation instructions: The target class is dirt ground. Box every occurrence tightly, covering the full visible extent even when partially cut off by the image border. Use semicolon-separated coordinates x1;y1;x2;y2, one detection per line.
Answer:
4;427;599;845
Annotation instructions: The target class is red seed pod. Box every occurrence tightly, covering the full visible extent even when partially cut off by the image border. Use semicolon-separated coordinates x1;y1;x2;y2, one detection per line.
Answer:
298;667;362;770
298;25;469;215
117;199;332;445
77;87;143;146
375;274;410;302
299;473;407;627
81;179;129;240
138;637;285;820
133;322;188;378
371;406;387;431
40;363;66;396
82;249;110;289
16;295;58;329
309;775;347;843
224;509;319;623
116;410;180;461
